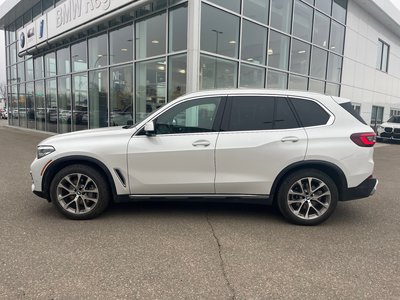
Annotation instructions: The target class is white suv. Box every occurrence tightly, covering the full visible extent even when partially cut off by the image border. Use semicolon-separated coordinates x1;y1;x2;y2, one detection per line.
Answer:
30;90;378;225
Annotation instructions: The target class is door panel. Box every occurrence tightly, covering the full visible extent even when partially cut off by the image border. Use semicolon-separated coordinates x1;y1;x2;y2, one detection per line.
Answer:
215;95;307;195
128;133;218;194
215;129;307;195
127;96;224;194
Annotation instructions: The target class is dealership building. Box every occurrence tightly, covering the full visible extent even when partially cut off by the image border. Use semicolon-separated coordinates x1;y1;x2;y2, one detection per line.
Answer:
0;0;399;133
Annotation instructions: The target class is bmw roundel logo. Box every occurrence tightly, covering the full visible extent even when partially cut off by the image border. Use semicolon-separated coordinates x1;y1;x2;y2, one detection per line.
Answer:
20;32;25;48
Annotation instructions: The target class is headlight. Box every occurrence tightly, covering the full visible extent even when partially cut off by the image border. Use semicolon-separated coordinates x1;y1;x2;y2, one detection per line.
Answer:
37;145;55;159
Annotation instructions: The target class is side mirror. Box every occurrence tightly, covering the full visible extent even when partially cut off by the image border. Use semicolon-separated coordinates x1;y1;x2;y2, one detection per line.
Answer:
126;120;134;126
144;121;156;136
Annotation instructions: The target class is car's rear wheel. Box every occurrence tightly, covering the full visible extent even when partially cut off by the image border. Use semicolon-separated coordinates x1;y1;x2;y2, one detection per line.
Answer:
277;169;338;225
50;164;110;220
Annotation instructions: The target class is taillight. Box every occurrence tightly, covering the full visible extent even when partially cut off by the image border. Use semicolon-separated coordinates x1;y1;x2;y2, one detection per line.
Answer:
350;132;376;147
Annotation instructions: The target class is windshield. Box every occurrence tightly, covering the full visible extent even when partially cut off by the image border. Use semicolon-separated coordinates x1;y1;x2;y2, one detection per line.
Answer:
387;116;400;123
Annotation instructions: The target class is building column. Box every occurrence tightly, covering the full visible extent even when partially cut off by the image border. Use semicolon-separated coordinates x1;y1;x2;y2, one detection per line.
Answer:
186;0;201;93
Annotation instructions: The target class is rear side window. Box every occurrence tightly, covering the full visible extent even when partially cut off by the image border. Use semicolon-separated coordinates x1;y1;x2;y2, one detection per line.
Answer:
340;102;367;125
226;96;299;131
290;98;330;127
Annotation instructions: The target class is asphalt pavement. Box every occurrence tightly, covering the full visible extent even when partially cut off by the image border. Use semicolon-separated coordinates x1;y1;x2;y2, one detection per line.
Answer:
0;119;399;299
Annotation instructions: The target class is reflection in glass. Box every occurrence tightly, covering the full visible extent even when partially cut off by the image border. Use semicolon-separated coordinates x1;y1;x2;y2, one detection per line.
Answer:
310;47;327;79
26;82;35;129
325;83;340;96
46;78;57;133
110;24;133;65
136;13;166;59
290;39;311;75
243;0;269;24
110;65;133;126
26;59;34;81
57;47;71;75
58;76;72;133
168;55;187;101
45;52;56;77
208;0;240;13
35;80;45;131
18;84;27;128
73;74;88;131
267;70;287;89
72;41;87;72
89;69;108;129
309;79;325;93
199;55;237;90
34;56;44;79
241;20;267;65
11;85;18;126
136;59;166;121
240;64;265;88
332;0;347;23
268;31;290;71
313;12;330;48
293;0;313;42
330;21;345;54
327;53;342;82
289;74;308;91
11;65;17;85
17;62;25;82
169;5;188;53
9;43;17;65
315;0;332;15
89;34;108;68
201;4;239;59
271;0;293;34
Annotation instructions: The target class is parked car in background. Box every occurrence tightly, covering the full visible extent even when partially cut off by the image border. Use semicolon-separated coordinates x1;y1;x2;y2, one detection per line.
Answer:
376;115;400;142
1;109;7;119
30;90;378;225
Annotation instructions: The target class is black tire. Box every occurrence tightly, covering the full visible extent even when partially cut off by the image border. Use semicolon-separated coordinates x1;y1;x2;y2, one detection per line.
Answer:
50;164;110;220
277;169;338;225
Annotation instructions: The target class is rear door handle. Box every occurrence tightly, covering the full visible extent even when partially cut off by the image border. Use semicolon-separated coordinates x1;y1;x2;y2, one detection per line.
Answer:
192;140;211;147
281;136;299;143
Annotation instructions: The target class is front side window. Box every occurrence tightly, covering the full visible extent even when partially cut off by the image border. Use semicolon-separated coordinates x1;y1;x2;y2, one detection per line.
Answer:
155;97;221;135
226;96;298;131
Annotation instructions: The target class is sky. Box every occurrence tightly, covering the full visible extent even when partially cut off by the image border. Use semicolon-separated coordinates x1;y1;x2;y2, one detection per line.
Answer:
0;0;399;86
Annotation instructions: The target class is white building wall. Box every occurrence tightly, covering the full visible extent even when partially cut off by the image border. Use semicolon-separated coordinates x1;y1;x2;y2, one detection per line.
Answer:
341;0;400;124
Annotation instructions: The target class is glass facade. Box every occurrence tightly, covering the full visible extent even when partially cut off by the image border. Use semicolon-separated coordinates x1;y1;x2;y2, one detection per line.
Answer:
4;0;346;133
200;0;346;94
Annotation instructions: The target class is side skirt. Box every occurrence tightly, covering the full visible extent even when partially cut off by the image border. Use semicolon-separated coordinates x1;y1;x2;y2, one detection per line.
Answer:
115;194;273;205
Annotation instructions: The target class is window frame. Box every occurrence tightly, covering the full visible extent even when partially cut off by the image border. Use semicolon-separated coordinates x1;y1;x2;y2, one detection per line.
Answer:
136;95;227;136
377;39;390;73
221;95;301;132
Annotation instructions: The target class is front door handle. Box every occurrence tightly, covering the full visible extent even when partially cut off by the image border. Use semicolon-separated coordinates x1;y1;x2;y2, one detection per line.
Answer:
192;140;211;147
281;136;299;143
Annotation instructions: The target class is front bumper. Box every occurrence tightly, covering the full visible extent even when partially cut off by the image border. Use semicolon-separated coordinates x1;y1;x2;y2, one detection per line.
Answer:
342;177;378;201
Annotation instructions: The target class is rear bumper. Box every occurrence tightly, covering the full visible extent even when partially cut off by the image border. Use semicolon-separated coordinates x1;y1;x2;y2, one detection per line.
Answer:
342;177;378;201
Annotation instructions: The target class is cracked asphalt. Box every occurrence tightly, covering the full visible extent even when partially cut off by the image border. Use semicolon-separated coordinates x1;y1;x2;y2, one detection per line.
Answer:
0;120;399;299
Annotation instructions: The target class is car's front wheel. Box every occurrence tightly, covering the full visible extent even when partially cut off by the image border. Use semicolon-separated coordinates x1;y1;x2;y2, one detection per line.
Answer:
50;164;110;220
277;169;338;225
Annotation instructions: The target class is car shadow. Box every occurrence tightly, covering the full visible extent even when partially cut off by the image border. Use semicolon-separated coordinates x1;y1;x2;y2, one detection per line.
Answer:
104;200;281;222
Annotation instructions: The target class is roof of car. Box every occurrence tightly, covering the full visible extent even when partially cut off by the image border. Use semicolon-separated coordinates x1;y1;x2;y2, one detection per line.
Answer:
182;89;349;103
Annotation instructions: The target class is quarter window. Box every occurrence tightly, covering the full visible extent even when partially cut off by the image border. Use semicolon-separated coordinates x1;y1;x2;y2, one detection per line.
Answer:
155;97;221;134
290;98;330;126
227;96;299;131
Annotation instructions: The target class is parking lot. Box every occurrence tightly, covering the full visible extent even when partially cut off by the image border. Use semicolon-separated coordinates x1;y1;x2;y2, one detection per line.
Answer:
0;119;399;299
